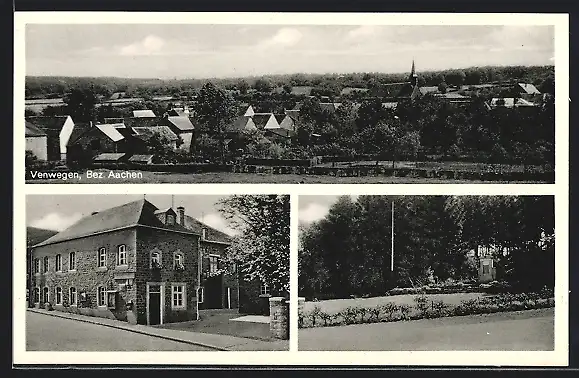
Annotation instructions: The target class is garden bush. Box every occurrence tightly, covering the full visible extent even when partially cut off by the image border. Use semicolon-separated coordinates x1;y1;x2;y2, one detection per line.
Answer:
298;291;555;329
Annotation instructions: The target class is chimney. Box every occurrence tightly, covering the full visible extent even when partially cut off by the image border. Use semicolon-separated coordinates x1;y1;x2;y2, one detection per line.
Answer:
202;227;207;241
177;206;185;226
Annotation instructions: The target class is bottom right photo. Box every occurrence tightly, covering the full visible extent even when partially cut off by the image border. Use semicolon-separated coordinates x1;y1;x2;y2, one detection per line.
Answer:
297;195;555;351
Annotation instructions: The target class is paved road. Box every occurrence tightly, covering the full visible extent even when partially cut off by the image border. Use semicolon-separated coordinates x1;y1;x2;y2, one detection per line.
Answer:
26;312;214;351
298;308;555;351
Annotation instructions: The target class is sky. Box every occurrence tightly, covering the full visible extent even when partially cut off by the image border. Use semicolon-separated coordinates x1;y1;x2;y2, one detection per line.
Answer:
25;24;554;79
298;195;357;227
25;194;237;236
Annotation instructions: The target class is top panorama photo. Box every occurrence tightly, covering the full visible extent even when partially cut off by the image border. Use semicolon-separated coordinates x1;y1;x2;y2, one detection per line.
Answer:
23;24;555;184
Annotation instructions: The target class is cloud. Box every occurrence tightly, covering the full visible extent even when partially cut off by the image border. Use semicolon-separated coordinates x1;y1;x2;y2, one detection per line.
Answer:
345;25;381;40
299;203;330;225
119;35;166;56
29;212;83;232
256;27;303;50
202;213;238;236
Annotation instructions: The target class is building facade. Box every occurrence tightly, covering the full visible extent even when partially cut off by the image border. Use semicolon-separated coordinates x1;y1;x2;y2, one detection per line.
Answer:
29;199;241;325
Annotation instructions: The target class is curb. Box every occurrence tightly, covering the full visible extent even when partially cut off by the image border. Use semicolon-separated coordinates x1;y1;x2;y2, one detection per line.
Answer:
27;308;229;351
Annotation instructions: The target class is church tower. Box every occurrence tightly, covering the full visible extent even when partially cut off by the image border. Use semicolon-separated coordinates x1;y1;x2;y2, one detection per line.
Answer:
409;60;418;87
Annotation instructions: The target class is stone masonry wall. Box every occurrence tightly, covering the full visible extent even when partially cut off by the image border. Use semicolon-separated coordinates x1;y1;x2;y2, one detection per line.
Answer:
30;228;138;322
135;227;200;325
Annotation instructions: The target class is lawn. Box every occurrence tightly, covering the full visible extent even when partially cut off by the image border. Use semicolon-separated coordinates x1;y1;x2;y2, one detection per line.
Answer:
155;309;275;341
25;168;539;184
303;292;489;314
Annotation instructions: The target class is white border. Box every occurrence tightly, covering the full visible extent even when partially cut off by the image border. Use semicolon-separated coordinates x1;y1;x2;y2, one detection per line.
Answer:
14;12;569;366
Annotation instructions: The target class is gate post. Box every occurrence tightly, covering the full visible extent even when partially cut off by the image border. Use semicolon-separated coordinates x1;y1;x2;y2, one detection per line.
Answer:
269;297;289;340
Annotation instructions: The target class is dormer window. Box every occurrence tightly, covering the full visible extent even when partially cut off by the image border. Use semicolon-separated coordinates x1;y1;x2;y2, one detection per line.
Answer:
166;213;175;225
150;251;161;269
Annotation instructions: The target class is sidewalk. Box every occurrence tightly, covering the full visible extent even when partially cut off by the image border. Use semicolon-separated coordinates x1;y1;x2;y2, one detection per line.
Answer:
27;308;289;351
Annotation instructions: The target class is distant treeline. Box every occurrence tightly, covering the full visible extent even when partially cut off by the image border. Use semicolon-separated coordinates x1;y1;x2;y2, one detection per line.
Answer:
25;65;555;100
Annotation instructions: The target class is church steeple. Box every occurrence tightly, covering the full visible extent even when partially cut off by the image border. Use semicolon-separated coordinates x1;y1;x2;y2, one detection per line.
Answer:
409;59;418;87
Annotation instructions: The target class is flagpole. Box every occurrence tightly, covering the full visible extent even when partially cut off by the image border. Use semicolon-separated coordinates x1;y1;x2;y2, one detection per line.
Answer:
391;200;394;272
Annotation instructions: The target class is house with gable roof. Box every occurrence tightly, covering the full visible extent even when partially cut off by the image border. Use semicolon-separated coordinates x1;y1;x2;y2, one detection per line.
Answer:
25;121;48;161
25;115;76;160
29;198;243;325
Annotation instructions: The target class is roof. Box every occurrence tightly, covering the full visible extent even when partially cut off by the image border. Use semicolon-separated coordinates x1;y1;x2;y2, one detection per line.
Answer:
320;103;339;113
95;124;125;142
27;227;58;248
183;215;232;244
129;154;154;163
133;126;179;142
93;153;126;162
284;109;300;118
109;92;125;100
291;86;313;96
518;83;541;95
25;121;47;137
25;116;71;131
340;87;369;96
167;108;189;117
33;199;194;248
489;98;537;108
133;109;156;118
104;117;125;124
252;114;274;128
66;123;91;146
166;116;195;131
227;116;256;132
419;86;440;95
435;92;470;100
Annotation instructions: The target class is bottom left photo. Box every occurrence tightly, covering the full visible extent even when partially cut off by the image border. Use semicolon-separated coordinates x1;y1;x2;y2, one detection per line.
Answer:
24;194;290;351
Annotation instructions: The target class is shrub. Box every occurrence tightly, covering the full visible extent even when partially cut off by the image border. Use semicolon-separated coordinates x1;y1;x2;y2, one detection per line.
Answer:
414;293;430;316
430;299;450;317
44;303;53;311
318;311;334;327
307;305;321;327
298;310;305;328
340;306;360;325
398;304;411;320
368;305;382;322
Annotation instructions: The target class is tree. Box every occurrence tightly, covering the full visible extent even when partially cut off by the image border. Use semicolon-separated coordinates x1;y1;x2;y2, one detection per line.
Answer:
218;195;290;294
194;82;238;162
63;86;98;122
254;78;273;93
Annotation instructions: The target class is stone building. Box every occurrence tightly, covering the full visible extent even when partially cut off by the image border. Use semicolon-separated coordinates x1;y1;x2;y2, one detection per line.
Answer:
29;198;240;325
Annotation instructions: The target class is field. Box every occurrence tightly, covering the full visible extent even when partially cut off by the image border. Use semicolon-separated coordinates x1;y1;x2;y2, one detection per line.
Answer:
25;168;542;184
303;293;489;314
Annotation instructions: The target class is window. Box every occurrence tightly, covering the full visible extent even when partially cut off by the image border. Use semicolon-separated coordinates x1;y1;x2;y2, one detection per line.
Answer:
69;287;77;306
174;253;184;269
55;287;62;304
42;287;49;303
98;247;106;268
197;287;204;304
69;252;76;271
260;282;270;296
172;285;186;309
117;245;127;266
97;287;106;307
166;214;175;225
55;254;62;272
43;256;49;273
34;288;40;303
33;258;40;274
209;255;219;274
150;251;161;268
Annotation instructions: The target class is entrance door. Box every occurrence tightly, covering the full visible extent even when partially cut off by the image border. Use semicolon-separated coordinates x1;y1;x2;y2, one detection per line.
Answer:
204;275;223;309
148;285;161;325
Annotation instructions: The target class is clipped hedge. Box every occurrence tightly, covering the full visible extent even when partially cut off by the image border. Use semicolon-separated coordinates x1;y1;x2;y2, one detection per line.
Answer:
298;290;555;329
